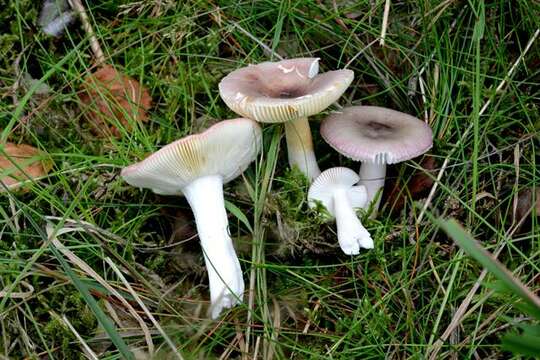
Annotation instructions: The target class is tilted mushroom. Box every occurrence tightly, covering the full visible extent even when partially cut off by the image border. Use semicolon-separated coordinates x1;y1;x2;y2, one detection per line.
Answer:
0;143;52;192
121;118;262;318
219;58;354;181
321;106;433;215
308;167;372;255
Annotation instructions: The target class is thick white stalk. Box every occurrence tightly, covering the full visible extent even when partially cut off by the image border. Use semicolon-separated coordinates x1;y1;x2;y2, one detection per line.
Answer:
333;189;374;255
359;162;387;216
284;117;321;181
182;175;244;319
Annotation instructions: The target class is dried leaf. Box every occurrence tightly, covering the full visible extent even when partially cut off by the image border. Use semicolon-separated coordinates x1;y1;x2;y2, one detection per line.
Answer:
0;143;52;192
386;156;436;212
79;65;152;137
515;187;540;225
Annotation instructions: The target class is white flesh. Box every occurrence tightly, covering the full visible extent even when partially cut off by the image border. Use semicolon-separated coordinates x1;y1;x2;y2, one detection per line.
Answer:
333;188;374;254
182;175;244;319
359;162;387;217
284;117;321;181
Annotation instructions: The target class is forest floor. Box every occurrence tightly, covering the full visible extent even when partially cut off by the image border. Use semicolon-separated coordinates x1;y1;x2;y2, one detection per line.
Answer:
0;0;539;359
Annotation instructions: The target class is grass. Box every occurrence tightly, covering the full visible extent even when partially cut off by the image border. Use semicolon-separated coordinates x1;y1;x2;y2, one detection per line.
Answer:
1;0;539;358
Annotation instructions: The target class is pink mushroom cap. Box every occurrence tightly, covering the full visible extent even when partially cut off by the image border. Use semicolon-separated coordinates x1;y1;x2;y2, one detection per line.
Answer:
321;106;433;164
218;58;354;123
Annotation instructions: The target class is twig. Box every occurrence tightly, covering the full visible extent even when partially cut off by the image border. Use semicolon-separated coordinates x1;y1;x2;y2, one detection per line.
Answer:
379;0;391;45
68;0;106;65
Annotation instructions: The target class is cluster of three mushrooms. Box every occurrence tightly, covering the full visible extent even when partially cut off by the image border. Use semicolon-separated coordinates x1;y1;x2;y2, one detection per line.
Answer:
218;58;380;255
218;58;433;255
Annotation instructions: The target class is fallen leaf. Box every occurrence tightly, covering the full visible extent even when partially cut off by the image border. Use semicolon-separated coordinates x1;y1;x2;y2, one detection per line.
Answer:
386;156;436;212
515;187;540;225
0;143;52;192
78;65;152;137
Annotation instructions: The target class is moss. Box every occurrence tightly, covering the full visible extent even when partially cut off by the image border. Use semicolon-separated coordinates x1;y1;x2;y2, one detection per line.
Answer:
267;167;337;257
0;0;38;76
24;284;98;359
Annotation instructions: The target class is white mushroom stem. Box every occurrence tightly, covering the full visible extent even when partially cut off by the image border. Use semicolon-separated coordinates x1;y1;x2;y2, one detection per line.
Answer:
284;117;321;181
359;162;387;216
333;189;374;255
182;175;244;319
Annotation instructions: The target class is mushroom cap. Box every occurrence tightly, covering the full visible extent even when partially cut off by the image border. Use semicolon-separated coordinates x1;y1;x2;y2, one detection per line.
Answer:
121;118;262;195
321;106;433;164
0;143;52;192
308;167;367;217
219;58;354;123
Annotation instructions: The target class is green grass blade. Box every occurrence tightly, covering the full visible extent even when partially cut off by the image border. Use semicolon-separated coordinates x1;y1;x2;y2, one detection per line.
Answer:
501;333;540;356
49;246;135;360
438;218;540;312
225;200;253;233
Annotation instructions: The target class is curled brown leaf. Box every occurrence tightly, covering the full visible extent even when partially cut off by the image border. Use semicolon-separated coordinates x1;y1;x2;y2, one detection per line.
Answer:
0;143;52;192
78;65;152;137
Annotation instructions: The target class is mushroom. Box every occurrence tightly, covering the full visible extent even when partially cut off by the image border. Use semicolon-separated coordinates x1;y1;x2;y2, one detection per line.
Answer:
321;106;433;215
219;58;354;181
308;167;373;255
121;118;262;318
0;143;52;192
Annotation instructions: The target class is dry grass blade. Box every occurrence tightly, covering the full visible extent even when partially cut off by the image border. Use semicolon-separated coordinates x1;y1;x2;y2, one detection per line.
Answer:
419;28;540;223
231;22;284;61
104;257;184;360
379;0;391;45
45;223;155;355
265;298;282;360
427;208;538;359
514;187;540;225
58;313;99;360
0;281;34;299
68;0;105;64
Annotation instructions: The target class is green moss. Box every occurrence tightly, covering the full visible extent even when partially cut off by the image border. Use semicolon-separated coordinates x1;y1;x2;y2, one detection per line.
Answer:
267;167;337;256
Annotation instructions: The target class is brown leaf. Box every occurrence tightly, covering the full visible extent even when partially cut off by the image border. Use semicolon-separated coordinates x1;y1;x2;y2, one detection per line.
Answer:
385;156;436;212
515;187;540;225
78;65;152;137
0;143;52;192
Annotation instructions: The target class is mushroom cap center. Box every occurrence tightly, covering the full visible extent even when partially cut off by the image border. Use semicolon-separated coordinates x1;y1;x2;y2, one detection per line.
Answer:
242;72;310;99
364;121;394;138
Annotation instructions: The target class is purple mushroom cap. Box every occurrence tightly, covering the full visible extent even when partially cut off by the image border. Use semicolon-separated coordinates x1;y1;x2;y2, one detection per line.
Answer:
321;106;433;164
